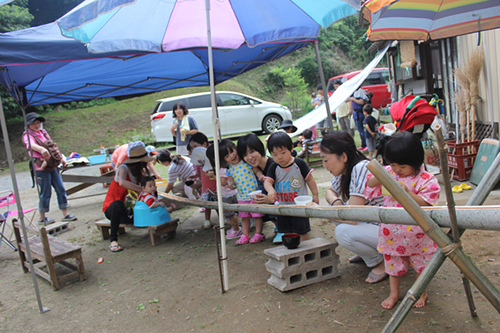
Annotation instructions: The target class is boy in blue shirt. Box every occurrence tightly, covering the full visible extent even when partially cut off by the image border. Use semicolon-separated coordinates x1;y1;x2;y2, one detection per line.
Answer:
264;132;319;241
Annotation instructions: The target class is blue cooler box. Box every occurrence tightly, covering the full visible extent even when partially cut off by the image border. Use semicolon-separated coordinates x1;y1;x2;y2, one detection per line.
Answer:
133;201;171;227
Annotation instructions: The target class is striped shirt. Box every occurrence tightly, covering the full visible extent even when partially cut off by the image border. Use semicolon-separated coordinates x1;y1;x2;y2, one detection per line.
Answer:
168;160;194;184
331;160;383;207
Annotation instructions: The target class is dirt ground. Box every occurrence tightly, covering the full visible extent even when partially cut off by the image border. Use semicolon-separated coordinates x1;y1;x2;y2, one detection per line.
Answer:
0;165;499;333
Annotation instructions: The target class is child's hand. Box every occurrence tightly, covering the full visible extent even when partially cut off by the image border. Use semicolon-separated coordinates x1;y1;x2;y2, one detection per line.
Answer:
160;202;166;208
259;174;265;182
312;194;319;205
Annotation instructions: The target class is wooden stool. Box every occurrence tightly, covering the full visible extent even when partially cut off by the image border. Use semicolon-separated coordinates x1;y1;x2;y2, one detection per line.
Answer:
13;220;86;291
95;218;179;246
99;163;113;188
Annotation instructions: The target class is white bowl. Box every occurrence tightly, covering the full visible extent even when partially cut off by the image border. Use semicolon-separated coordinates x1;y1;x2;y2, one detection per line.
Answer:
294;195;312;205
249;190;262;201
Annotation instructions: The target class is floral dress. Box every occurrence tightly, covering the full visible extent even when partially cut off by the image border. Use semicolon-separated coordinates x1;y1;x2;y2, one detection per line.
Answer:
365;165;440;259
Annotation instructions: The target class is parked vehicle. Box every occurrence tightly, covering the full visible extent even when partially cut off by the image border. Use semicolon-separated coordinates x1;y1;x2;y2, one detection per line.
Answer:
326;68;391;109
150;91;292;143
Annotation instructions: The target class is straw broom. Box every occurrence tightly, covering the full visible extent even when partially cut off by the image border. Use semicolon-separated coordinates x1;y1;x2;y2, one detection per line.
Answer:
454;88;467;144
454;67;471;143
465;47;485;142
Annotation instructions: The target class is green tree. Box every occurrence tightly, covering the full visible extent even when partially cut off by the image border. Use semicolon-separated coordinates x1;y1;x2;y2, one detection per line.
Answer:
0;0;32;32
270;66;310;117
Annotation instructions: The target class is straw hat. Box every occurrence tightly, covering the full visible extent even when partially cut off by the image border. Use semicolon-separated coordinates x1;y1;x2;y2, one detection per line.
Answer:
123;142;153;164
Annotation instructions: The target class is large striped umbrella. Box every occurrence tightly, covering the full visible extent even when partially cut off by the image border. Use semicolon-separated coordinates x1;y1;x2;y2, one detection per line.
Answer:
364;0;500;41
57;0;359;53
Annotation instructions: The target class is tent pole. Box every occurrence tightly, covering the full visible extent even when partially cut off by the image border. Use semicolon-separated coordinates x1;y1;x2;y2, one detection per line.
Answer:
314;41;334;133
0;98;49;313
205;0;229;292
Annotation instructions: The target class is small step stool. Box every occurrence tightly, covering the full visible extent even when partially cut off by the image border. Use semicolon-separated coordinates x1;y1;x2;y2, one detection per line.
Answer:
44;222;70;236
264;238;340;291
95;218;178;246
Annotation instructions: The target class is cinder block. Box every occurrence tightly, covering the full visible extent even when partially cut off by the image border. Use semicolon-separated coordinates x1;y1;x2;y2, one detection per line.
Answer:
264;238;340;292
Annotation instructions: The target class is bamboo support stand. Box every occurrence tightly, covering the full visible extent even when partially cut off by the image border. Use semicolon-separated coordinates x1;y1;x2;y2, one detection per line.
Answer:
435;125;477;317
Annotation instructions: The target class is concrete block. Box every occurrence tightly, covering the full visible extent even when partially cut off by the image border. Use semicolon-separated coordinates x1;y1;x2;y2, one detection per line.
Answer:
264;237;340;292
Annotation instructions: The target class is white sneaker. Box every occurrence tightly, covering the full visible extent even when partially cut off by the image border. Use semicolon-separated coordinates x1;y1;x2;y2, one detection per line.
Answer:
203;220;211;229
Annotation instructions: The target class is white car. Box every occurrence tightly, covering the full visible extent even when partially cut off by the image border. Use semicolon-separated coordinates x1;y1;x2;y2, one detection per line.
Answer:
150;91;292;143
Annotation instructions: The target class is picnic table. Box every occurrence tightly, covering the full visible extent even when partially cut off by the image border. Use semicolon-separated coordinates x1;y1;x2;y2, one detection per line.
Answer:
60;162;114;196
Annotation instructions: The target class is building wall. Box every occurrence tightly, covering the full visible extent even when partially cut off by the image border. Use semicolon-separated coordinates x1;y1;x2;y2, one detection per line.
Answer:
457;29;500;124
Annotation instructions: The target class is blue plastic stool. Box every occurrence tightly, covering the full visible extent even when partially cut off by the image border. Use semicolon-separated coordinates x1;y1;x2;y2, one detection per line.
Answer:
134;201;171;227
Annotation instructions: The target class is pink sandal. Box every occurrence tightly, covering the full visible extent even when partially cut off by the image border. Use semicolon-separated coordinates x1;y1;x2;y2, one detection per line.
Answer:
249;233;266;244
236;234;250;245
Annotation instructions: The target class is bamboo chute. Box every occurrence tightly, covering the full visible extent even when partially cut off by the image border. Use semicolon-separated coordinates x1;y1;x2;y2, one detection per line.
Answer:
160;193;500;231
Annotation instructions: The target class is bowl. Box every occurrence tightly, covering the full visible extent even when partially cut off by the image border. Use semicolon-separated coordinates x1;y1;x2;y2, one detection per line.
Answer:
294;195;312;205
248;190;262;201
282;233;301;249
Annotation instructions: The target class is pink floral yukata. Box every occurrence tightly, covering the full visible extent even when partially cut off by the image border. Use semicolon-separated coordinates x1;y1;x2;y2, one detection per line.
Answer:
365;165;440;276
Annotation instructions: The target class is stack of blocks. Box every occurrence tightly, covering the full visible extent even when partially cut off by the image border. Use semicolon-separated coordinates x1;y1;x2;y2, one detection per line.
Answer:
264;238;340;292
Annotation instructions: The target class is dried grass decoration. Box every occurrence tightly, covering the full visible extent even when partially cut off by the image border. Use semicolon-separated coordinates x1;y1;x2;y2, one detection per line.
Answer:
465;48;485;141
454;66;471;142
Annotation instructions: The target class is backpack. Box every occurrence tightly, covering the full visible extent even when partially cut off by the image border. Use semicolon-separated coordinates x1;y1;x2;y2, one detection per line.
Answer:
25;129;63;171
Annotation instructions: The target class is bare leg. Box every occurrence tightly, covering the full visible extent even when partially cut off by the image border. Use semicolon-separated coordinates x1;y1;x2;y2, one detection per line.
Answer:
413;273;428;308
62;208;68;217
241;217;250;236
254;217;263;235
300;233;309;241
382;275;402;309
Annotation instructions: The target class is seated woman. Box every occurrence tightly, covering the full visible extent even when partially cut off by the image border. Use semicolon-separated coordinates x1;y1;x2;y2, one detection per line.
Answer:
319;131;387;283
156;149;196;198
102;142;153;252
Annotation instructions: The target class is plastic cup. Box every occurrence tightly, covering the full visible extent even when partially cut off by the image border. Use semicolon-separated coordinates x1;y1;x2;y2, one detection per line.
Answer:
294;195;312;205
249;190;262;201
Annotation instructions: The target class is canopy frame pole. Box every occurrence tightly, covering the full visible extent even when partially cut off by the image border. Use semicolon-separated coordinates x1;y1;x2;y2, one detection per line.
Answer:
435;125;477;317
365;160;500;333
0;98;49;314
205;0;229;293
314;41;334;133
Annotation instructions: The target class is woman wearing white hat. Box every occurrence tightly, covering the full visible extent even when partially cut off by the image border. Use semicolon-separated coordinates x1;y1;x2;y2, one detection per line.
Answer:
102;142;153;252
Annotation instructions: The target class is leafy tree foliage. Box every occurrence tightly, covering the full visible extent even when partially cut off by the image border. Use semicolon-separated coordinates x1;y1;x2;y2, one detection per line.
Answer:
0;0;32;33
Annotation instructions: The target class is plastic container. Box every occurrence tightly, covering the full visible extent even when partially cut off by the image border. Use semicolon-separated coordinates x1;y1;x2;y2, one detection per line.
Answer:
100;145;105;154
133;201;171;227
88;154;107;165
294;195;312;205
248;190;262;201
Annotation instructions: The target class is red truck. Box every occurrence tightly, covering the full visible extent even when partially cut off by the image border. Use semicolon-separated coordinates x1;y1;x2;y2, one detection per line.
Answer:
326;68;391;110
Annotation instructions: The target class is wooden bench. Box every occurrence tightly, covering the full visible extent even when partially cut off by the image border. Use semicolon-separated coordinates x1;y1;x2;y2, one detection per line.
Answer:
13;220;86;291
304;140;323;167
95;218;179;246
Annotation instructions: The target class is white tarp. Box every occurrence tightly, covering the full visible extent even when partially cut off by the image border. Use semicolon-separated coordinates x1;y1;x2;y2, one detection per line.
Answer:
291;44;390;137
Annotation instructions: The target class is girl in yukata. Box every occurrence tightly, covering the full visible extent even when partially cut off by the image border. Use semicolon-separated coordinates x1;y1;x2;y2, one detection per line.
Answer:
365;131;441;310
